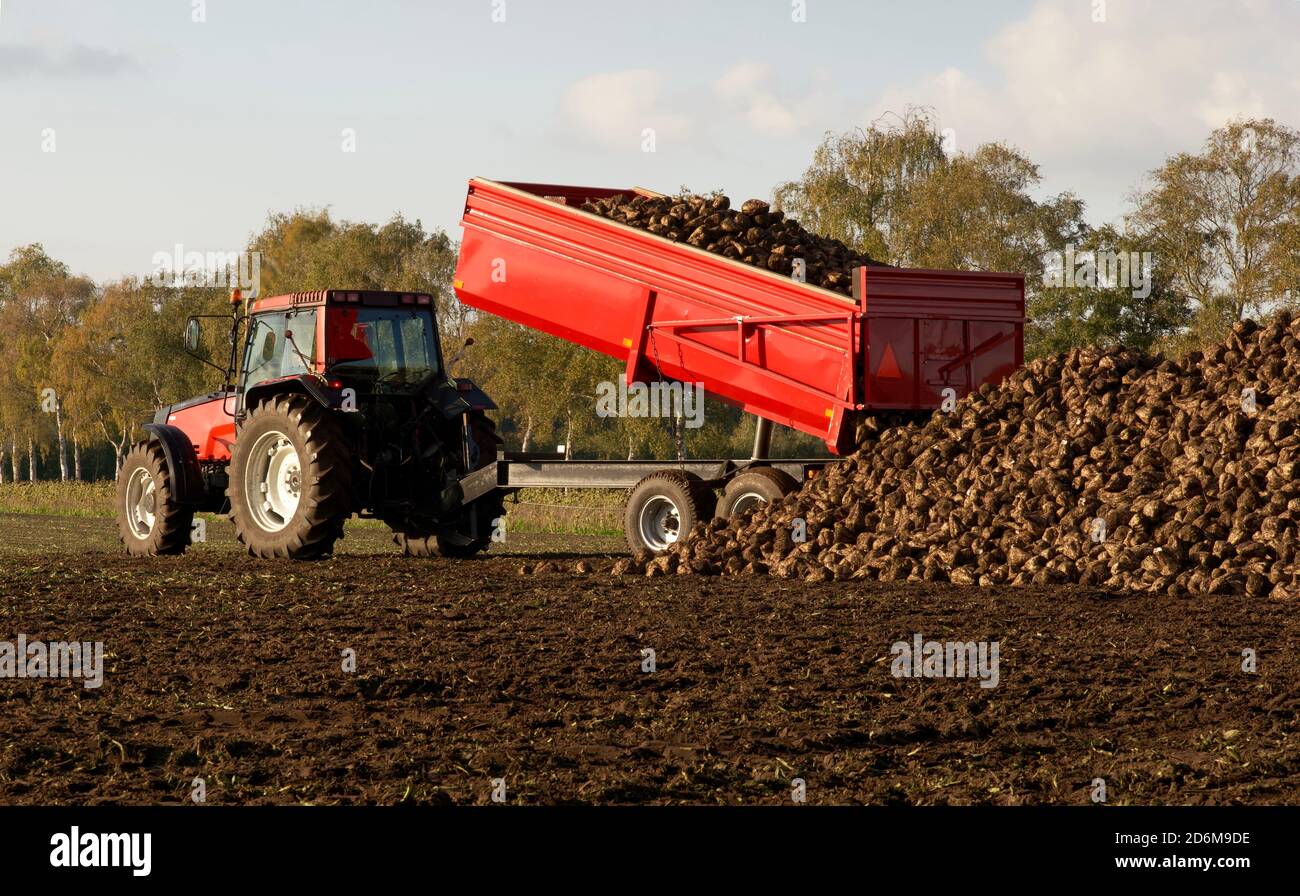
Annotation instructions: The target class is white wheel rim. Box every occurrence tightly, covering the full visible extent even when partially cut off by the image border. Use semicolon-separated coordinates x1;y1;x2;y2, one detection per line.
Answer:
124;467;156;539
730;491;767;516
638;495;682;551
246;430;302;533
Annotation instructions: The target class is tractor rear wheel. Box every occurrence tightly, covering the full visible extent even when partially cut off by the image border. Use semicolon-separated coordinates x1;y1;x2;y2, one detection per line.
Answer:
227;394;354;559
116;440;194;556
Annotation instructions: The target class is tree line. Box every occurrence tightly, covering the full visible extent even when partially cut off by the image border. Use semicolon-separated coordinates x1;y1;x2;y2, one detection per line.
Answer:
1;114;1296;482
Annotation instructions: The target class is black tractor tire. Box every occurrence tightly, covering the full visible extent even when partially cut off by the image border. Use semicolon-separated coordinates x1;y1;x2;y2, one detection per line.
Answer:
624;470;716;555
391;413;505;558
227;394;354;560
116;440;195;556
715;467;799;520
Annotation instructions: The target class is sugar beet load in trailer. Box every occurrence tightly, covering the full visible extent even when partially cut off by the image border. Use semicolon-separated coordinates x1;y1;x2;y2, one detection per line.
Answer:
117;178;1024;559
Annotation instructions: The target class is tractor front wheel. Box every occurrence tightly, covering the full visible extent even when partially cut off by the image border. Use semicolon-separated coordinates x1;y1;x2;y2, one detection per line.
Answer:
227;395;354;559
116;440;194;556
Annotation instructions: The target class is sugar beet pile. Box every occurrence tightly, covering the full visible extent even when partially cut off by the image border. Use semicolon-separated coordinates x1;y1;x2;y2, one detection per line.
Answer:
578;192;885;296
615;316;1300;599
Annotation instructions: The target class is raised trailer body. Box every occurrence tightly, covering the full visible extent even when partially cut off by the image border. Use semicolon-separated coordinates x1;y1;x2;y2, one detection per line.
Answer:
454;178;1024;455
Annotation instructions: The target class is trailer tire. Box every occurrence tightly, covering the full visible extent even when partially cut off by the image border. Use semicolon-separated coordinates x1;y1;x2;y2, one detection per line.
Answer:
624;470;715;555
117;440;195;556
227;394;354;560
715;467;799;520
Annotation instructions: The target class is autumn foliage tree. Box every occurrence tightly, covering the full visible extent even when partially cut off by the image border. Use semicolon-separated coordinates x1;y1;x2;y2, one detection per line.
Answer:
1128;117;1300;349
0;246;93;481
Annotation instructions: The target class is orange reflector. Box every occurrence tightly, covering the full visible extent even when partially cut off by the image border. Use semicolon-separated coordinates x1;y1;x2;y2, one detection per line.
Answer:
875;343;903;380
622;337;633;348
453;279;464;289
824;408;834;418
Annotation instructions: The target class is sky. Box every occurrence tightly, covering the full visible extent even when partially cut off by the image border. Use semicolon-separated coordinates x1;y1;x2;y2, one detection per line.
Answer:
1;0;1297;282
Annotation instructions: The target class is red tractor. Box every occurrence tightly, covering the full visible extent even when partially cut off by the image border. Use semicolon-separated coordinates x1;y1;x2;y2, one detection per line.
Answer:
116;288;503;559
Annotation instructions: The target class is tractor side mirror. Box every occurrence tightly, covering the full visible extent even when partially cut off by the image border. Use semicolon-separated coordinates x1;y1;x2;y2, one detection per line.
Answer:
183;312;238;382
260;331;277;363
183;318;202;354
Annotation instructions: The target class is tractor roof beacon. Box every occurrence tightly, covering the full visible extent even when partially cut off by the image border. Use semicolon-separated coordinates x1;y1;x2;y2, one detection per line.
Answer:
116;288;503;560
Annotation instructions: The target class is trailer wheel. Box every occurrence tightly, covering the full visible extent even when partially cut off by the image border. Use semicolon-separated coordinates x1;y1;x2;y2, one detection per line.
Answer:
227;394;354;560
624;471;715;554
116;440;195;556
715;467;799;520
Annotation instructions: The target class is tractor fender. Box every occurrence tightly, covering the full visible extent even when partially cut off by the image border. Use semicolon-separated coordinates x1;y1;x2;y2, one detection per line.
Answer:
142;423;205;505
452;378;497;411
244;375;338;414
432;383;473;420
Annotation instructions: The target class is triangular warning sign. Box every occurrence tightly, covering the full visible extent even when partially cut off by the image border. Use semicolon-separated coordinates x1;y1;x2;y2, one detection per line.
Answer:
875;343;903;380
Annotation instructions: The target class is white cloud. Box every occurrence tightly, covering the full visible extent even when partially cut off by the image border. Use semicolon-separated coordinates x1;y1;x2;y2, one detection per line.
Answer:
712;63;800;137
1198;71;1269;131
564;63;807;149
558;1;1299;222
714;62;767;100
0;43;139;79
564;69;689;150
864;0;1300;221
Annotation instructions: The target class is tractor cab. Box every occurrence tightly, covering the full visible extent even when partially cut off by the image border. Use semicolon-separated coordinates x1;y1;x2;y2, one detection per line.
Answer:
239;290;443;413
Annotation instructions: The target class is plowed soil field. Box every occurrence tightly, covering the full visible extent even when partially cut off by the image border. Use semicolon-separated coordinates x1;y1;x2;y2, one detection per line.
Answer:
0;515;1296;804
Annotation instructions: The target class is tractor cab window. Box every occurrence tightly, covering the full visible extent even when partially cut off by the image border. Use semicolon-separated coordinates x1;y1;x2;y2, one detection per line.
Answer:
242;308;318;390
326;306;439;388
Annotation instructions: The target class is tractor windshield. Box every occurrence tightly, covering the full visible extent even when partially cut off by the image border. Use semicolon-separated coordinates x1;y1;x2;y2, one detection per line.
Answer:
242;307;319;391
326;306;439;387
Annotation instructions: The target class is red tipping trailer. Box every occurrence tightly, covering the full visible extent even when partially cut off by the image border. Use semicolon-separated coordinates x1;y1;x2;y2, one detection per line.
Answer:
453;178;1024;455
